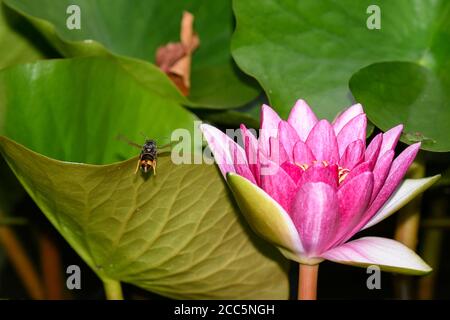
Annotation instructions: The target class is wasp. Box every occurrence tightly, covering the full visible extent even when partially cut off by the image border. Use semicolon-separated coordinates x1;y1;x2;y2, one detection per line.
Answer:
136;139;158;175
117;135;158;175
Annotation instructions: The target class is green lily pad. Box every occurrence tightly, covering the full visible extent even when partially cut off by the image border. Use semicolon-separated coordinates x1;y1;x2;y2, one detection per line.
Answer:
0;137;288;299
196;109;259;130
1;1;53;216
350;62;450;152
0;56;197;163
0;2;50;70
196;95;265;129
232;0;450;120
0;57;288;298
4;0;260;109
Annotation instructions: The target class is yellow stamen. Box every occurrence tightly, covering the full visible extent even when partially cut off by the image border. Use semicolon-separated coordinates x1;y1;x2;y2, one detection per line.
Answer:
338;167;350;184
295;163;309;171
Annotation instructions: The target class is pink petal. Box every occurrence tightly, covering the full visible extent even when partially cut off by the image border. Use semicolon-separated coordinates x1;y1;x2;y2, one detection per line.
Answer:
259;104;281;156
332;103;364;134
306;120;339;164
278;121;300;161
290;182;339;256
240;124;260;184
340;161;372;187
362;143;421;225
200;124;240;178
280;161;303;184
379;125;403;156
231;141;257;184
365;133;383;170
321;237;431;275
258;149;279;178
364;143;421;220
330;172;374;247
370;150;394;203
336;113;367;157
288;99;318;141
269;137;289;165
339;140;365;170
362;175;440;230
259;155;297;212
293;140;316;165
261;104;281;131
343;144;420;236
298;164;339;190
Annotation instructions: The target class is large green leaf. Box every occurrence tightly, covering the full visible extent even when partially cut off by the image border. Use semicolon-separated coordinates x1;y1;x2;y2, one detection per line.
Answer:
4;0;260;109
0;2;54;215
196;94;265;129
0;57;288;298
0;2;49;70
232;0;450;120
0;56;197;164
0;138;289;299
350;62;450;152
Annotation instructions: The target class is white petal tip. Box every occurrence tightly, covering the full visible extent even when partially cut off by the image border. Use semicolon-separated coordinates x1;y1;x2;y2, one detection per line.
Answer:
322;237;432;275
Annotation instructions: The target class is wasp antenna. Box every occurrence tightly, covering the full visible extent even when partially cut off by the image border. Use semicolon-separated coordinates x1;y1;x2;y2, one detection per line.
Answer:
139;131;149;141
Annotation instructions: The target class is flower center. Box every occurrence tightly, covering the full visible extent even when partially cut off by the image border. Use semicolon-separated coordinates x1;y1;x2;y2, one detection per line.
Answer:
338;167;350;184
295;161;350;184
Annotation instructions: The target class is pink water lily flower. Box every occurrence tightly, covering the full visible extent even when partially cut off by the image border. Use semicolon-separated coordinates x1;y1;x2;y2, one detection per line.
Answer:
200;100;438;276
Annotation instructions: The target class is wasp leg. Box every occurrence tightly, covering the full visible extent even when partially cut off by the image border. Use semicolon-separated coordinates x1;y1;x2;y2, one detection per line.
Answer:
151;160;157;176
134;159;141;174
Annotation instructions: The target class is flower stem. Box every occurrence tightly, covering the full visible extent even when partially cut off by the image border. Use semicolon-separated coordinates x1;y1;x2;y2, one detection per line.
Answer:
102;278;124;300
298;264;319;300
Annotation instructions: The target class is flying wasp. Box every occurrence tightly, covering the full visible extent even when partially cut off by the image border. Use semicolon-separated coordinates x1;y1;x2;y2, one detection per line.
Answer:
136;139;158;175
117;135;159;175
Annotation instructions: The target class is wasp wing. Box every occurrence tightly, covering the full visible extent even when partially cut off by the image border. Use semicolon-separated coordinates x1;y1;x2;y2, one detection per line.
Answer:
116;134;142;149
